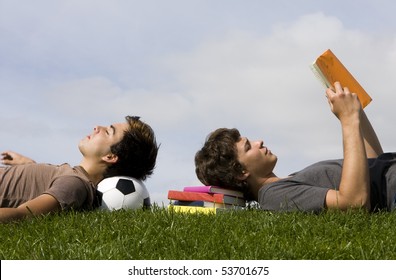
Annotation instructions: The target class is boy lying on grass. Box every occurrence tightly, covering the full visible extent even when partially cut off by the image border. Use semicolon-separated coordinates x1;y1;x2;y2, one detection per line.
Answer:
195;82;396;213
0;116;159;223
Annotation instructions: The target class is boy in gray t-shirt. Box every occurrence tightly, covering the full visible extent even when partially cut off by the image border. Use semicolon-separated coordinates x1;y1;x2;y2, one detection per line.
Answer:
195;82;388;213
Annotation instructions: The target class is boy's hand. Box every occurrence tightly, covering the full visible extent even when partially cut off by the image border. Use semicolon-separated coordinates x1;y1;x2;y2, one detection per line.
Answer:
1;151;36;165
325;81;362;123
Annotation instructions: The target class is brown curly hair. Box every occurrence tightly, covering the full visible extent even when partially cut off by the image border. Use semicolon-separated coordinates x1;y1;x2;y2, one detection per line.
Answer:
195;128;247;191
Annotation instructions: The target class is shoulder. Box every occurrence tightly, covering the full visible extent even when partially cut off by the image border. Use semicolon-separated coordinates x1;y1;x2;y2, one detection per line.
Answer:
258;176;331;213
45;176;96;210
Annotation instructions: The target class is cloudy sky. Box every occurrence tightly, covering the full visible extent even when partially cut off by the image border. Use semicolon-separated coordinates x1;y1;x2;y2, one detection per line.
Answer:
1;0;396;205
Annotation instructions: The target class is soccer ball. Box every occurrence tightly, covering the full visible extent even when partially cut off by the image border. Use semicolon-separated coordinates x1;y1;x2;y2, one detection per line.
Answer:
97;176;151;211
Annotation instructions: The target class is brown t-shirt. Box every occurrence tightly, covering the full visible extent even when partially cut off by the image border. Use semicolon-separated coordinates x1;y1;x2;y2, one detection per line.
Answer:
0;163;97;210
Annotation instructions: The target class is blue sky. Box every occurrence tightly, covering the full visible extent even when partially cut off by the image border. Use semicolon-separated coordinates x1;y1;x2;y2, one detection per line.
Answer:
1;0;396;204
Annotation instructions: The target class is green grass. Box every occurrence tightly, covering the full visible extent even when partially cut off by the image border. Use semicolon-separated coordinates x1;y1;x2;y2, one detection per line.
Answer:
1;207;396;260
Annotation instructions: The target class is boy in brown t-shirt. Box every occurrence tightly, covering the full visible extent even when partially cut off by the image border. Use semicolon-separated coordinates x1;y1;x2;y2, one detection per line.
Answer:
0;116;158;223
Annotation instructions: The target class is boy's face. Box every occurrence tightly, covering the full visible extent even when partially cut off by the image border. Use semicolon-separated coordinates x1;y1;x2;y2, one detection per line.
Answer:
236;137;277;179
78;122;129;162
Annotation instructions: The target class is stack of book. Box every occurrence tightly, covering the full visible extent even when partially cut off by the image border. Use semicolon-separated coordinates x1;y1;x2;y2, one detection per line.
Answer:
168;185;246;214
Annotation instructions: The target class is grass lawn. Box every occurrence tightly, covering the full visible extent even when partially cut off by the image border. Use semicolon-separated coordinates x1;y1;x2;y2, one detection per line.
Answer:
1;207;396;260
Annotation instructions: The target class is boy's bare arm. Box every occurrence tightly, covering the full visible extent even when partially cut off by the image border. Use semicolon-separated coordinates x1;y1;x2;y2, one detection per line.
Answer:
1;151;36;165
325;82;370;210
360;110;383;158
0;194;60;223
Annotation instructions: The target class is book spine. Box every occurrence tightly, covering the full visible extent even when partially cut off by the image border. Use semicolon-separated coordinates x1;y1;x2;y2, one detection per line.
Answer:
171;200;230;208
168;191;246;205
168;190;220;203
168;205;245;214
168;205;217;214
183;186;211;193
183;186;244;198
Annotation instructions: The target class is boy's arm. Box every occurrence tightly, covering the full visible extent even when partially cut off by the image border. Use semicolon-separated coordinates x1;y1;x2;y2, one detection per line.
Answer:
325;82;370;211
0;194;60;223
1;151;36;165
360;110;383;158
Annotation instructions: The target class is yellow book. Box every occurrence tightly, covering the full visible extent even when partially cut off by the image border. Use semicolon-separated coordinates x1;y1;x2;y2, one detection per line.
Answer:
168;205;217;214
168;205;243;214
310;49;372;108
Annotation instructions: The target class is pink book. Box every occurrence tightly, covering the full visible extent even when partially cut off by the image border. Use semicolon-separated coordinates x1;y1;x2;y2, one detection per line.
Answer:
182;186;244;198
168;190;246;206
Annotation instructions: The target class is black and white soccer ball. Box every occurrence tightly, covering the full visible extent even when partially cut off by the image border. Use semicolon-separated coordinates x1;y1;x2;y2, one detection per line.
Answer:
97;176;151;211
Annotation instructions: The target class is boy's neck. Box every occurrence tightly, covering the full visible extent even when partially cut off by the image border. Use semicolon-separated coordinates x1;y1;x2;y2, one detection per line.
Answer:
79;160;106;185
248;173;280;201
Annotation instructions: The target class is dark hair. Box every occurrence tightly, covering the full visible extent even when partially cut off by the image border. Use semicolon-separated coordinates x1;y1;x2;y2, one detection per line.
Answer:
104;116;159;181
195;128;246;190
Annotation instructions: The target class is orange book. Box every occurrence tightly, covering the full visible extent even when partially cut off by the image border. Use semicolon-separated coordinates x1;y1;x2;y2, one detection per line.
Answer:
310;49;372;108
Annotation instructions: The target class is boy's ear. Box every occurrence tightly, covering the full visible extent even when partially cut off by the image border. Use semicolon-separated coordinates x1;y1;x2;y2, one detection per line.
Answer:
102;153;118;164
237;170;249;181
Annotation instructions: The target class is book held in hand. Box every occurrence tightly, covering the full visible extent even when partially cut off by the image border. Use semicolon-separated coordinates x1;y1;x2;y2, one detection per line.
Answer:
310;49;372;108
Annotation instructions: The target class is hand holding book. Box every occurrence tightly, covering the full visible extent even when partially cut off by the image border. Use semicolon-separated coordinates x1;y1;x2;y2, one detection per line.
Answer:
310;49;372;108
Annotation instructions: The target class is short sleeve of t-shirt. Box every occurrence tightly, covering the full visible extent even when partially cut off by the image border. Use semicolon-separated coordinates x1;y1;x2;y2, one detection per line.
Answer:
259;181;330;213
45;176;89;210
258;160;344;213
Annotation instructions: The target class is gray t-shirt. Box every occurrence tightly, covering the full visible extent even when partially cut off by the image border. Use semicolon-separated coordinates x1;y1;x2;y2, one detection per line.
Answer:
258;153;396;213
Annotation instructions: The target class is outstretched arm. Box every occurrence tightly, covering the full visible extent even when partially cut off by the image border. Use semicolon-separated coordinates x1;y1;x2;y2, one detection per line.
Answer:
360;110;383;158
1;151;36;165
0;194;60;223
325;82;370;211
